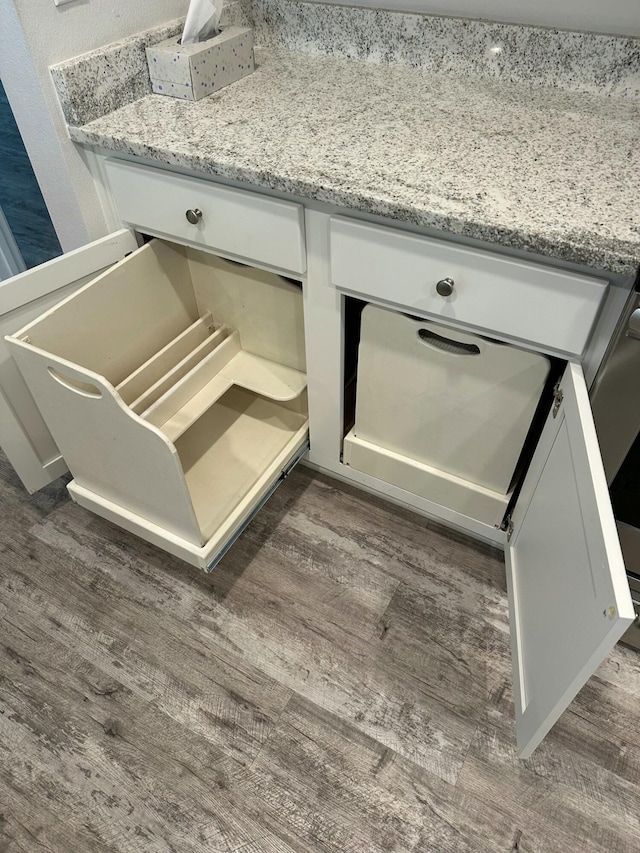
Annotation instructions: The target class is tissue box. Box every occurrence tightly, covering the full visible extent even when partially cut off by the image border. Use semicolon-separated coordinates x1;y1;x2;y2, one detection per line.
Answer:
146;26;254;101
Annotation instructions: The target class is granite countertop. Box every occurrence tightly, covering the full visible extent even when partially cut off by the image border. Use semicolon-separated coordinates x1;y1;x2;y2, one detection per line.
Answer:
57;2;640;276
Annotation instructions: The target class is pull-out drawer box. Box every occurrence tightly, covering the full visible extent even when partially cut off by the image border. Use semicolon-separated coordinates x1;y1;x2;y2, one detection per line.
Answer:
2;236;308;570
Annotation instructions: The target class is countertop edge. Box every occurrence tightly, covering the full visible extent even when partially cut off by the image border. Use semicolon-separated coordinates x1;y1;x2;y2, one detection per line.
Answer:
69;123;640;280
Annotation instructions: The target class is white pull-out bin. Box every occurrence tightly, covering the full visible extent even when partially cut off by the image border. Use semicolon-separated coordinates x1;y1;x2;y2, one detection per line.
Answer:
5;240;308;570
344;304;550;526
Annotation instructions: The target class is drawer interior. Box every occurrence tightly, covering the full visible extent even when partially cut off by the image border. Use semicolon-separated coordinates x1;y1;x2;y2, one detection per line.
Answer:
10;240;308;557
175;386;306;541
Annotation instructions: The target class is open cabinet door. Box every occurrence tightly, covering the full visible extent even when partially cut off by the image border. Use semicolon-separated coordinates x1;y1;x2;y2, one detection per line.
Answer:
506;361;634;759
0;229;139;492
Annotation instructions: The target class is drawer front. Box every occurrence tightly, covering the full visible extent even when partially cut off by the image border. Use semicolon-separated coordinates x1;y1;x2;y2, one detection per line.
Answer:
330;217;608;356
105;159;306;274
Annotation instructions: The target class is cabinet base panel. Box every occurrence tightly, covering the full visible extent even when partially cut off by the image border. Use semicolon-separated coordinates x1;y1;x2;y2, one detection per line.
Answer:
343;430;511;528
301;459;506;547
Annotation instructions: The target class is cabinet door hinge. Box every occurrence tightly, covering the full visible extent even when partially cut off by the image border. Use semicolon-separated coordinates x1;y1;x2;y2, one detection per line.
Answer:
552;382;564;418
506;516;514;543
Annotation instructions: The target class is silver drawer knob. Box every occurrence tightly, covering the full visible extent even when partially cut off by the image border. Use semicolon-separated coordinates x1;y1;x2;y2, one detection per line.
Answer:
628;307;640;339
436;277;455;297
186;208;203;225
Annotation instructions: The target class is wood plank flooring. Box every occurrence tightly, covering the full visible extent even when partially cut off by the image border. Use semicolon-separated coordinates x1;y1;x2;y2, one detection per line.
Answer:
1;451;639;852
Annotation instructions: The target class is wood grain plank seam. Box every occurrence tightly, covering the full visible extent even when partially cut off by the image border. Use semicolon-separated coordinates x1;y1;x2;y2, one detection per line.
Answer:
247;692;295;772
370;578;402;642
453;720;482;787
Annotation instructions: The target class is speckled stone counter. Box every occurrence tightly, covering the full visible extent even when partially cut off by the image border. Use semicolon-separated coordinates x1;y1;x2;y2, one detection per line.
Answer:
54;1;640;276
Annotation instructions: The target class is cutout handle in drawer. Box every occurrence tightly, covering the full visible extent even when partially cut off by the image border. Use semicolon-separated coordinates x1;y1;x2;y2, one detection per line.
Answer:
47;366;102;398
417;328;480;356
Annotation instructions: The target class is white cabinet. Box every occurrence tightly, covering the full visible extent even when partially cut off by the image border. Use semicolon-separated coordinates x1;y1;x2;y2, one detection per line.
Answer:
325;211;634;757
0;159;634;758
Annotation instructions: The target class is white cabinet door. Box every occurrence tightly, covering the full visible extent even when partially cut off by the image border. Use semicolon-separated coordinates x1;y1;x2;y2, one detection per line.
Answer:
506;362;635;759
0;229;139;492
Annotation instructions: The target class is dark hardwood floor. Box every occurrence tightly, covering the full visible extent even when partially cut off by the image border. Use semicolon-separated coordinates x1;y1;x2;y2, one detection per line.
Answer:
1;451;639;852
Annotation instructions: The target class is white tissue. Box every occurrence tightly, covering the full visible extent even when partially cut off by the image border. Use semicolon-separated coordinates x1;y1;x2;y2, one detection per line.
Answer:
181;0;223;45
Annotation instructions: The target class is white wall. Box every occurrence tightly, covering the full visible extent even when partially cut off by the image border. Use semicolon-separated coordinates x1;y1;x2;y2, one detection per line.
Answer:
0;0;188;251
322;0;640;36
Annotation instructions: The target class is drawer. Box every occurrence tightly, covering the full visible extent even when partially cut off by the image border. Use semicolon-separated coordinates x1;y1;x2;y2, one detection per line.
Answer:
330;217;608;357
6;239;308;570
105;159;307;274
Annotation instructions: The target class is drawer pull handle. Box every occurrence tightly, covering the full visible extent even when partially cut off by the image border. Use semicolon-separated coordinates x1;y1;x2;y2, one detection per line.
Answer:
185;208;203;225
435;277;455;297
